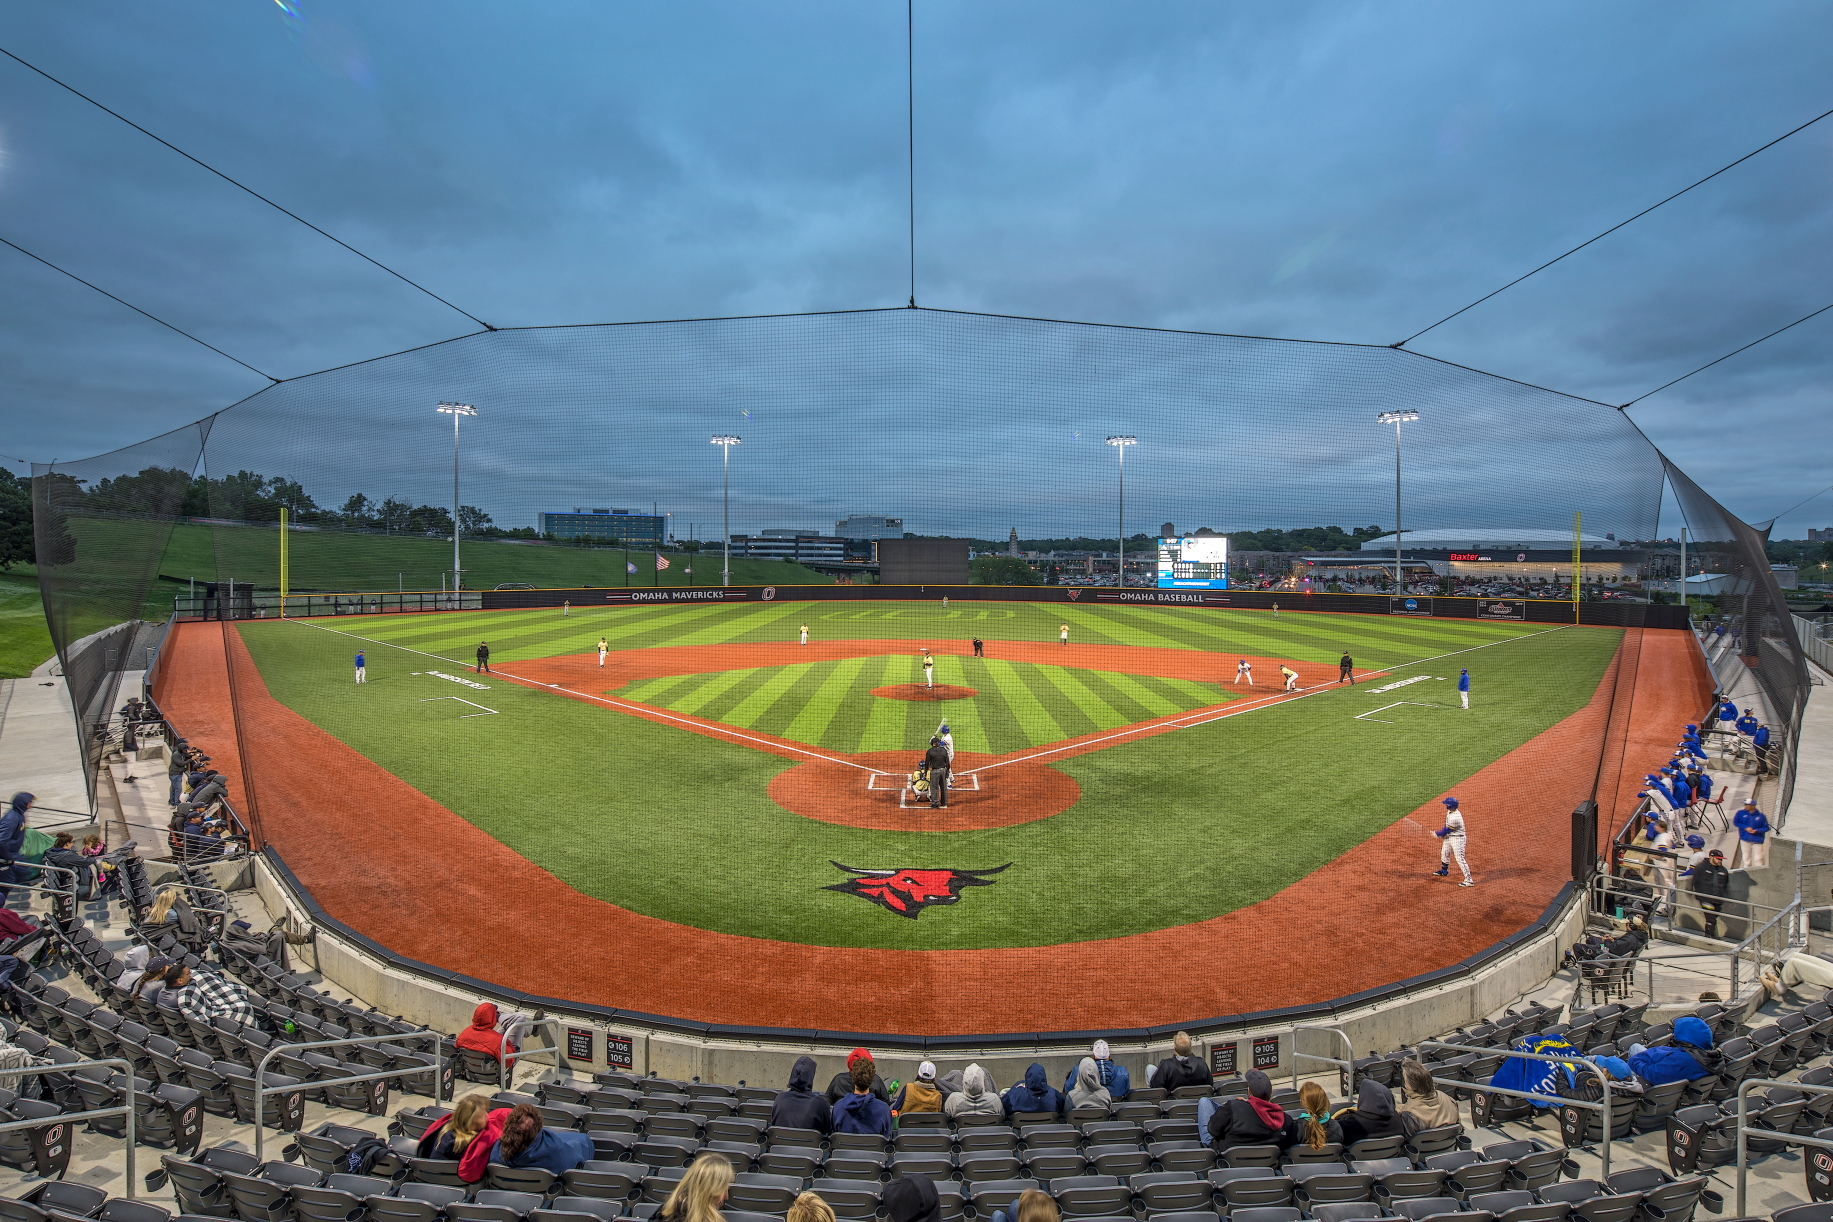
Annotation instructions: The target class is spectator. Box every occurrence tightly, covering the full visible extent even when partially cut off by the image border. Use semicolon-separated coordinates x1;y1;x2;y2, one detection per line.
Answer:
1397;1060;1458;1134
1611;869;1655;921
416;1094;508;1181
1627;1016;1714;1087
493;1102;596;1175
944;1063;1001;1120
787;1193;836;1222
179;771;227;812
1279;1080;1343;1151
1734;708;1759;737
1690;849;1732;938
1066;1057;1111;1113
1002;1061;1065;1117
990;1188;1057;1222
1753;723;1772;774
1561;1056;1642;1104
146;888;184;926
891;1061;945;1115
1204;1069;1285;1152
1733;800;1771;870
167;964;260;1027
115;944;153;994
1150;1031;1214;1091
882;1176;942;1222
130;957;175;1008
0;794;29;905
1762;952;1833;1000
1336;1079;1403;1145
825;1047;890;1105
660;1153;734;1222
769;1055;833;1134
1564;915;1648;969
42;833;92;894
167;741;190;806
1061;1039;1130;1100
832;1056;893;1137
454;1001;531;1063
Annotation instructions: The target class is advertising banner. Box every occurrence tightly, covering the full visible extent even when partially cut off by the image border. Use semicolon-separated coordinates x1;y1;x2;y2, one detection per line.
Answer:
1389;596;1434;616
1477;599;1527;621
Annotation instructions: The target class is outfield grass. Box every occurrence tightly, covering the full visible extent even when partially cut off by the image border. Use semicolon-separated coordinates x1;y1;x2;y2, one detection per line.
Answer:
236;602;1620;951
0;568;54;679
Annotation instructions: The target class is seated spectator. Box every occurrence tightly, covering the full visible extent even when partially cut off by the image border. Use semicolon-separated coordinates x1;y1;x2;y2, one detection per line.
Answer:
454;1001;531;1063
1066;1057;1111;1114
1279;1080;1342;1151
145;888;183;926
787;1192;836;1222
660;1152;734;1222
115;945;153;993
1204;1069;1284;1152
130;957;175;1007
990;1187;1057;1222
1149;1031;1214;1091
1062;1039;1130;1100
493;1102;595;1174
832;1056;893;1136
1561;1056;1642;1103
1397;1060;1458;1134
1626;1016;1715;1087
1002;1061;1065;1117
769;1055;834;1134
167;963;260;1027
179;770;227;812
883;1176;942;1222
891;1060;945;1115
1762;951;1833;999
416;1094;507;1181
826;1047;890;1104
1336;1079;1403;1145
944;1063;1001;1120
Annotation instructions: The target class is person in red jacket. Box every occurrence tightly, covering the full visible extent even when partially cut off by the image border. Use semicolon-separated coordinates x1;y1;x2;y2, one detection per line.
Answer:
454;1001;528;1062
415;1094;509;1183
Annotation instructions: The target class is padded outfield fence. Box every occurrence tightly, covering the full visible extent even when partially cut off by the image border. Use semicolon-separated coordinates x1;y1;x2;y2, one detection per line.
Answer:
29;305;1808;851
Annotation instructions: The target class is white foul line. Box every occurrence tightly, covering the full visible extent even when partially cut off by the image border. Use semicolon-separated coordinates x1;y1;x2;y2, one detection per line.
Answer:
419;697;498;718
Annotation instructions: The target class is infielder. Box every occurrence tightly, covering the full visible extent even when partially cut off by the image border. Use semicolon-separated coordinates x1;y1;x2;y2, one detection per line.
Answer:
1060;622;1069;646
1234;658;1254;686
1280;664;1299;692
800;623;809;645
1458;668;1470;709
597;637;608;667
354;650;366;684
1431;797;1474;886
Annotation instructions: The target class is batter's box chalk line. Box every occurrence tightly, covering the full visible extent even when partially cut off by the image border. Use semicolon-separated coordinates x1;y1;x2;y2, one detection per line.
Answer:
1356;700;1451;724
868;770;982;808
419;696;499;718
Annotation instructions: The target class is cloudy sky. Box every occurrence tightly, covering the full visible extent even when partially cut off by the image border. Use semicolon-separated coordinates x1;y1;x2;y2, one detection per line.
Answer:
1;1;1829;538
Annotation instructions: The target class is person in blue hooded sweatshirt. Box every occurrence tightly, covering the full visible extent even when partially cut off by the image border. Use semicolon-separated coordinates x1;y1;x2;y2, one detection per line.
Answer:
0;795;28;905
832;1056;893;1136
491;1103;595;1174
1626;1016;1715;1087
1002;1062;1065;1117
1062;1039;1131;1100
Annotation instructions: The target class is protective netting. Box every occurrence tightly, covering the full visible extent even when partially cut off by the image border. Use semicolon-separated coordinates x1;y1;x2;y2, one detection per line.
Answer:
30;305;1801;841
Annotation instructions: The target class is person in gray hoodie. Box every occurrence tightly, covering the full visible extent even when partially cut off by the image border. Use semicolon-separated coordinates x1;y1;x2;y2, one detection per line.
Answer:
114;944;152;995
945;1063;1001;1119
1067;1057;1112;1113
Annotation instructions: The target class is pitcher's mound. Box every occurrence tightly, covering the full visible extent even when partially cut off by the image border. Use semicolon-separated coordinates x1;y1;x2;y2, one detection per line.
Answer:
872;684;978;701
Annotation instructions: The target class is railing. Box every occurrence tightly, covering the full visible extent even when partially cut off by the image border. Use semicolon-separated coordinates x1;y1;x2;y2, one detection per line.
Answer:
1418;1039;1617;1180
1288;1024;1355;1095
1794;615;1833;677
1735;1077;1833;1215
0;1058;139;1195
500;1018;567;1091
175;590;483;620
252;1031;444;1162
1570;896;1800;1004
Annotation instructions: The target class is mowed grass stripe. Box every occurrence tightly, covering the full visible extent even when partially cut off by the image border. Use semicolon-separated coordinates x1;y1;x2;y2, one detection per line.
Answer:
777;656;872;745
859;656;917;751
1074;668;1190;720
721;663;819;728
665;667;762;717
977;659;1066;746
1032;664;1128;727
684;665;785;724
612;671;704;702
825;656;895;753
955;663;1021;754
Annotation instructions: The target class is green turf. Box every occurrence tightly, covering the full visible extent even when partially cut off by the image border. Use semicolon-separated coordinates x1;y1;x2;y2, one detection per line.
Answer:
616;656;1231;753
235;602;1621;950
0;568;53;679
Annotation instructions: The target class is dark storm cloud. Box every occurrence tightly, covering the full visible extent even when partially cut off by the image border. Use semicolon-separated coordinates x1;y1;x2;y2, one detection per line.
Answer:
2;1;1829;534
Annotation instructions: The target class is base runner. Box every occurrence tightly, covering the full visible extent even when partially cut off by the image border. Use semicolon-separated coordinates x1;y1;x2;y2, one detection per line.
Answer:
1431;797;1474;887
1235;658;1253;686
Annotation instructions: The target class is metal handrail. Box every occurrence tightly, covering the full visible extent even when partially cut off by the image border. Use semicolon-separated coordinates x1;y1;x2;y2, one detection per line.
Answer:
1418;1039;1615;1180
252;1030;444;1162
1289;1024;1355;1094
0;1057;137;1196
499;1018;566;1091
1734;1076;1833;1215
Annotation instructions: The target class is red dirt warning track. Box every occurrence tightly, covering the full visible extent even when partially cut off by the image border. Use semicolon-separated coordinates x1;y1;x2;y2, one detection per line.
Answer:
158;622;1709;1036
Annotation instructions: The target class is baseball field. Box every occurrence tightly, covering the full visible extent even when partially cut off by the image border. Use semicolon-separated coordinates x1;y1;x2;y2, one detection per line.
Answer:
225;600;1620;951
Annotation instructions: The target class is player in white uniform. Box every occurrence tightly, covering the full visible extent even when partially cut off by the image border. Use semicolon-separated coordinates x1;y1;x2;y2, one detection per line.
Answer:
1280;665;1299;692
597;637;608;667
922;650;935;688
1060;623;1070;646
1431;797;1473;886
1235;658;1254;687
800;623;809;645
938;722;955;765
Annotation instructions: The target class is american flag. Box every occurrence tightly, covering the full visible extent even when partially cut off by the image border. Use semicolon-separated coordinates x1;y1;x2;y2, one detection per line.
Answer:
655;553;670;570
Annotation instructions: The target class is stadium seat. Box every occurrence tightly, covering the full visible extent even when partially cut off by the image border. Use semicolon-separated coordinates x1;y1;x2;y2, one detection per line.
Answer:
1019;1149;1087;1181
288;1180;374;1222
726;1174;801;1216
964;1180;1042;1217
1052;1179;1131;1219
403;1158;468;1188
1212;1173;1294;1212
561;1164;644;1201
958;1152;1024;1183
1228;1210;1302;1222
889;1154;954;1181
807;1180;880;1220
486;1168;559;1197
530;1198;624;1222
1130;1170;1213;1214
893;1130;953;1154
448;1191;545;1222
1019;1125;1081;1150
1218;1145;1280;1171
1291;1172;1374;1207
1147;1142;1214;1174
823;1152;887;1181
1307;1206;1384;1222
1087;1145;1151;1177
755;1145;822;1179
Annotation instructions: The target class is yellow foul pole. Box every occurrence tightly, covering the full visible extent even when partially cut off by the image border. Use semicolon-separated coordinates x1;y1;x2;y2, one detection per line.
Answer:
279;507;289;618
1572;510;1581;625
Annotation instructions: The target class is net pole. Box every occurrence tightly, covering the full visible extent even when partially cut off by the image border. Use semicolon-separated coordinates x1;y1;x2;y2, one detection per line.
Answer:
279;506;288;618
1573;511;1582;625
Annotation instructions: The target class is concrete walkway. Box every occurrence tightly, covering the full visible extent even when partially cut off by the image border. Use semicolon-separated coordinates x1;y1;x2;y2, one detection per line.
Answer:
0;655;91;824
1779;653;1833;845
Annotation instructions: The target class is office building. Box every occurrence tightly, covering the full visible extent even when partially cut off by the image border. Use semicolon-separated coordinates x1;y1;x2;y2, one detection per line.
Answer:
835;514;904;540
727;534;848;564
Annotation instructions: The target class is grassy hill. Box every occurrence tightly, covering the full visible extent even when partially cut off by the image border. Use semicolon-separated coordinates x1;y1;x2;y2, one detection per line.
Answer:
0;567;53;678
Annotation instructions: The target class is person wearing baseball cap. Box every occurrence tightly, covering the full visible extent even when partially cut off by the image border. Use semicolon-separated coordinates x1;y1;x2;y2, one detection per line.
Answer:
1689;848;1732;939
1062;1038;1131;1100
1430;797;1473;887
824;1047;889;1105
890;1061;944;1115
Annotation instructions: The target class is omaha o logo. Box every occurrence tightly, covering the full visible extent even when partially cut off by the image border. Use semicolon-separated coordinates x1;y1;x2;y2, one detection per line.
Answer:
1517;553;1526;562
762;587;777;601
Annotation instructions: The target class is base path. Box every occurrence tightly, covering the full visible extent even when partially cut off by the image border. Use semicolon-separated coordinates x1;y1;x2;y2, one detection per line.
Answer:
159;621;1704;1036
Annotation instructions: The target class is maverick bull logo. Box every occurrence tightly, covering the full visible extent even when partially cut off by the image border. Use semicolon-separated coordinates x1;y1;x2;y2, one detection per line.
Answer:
825;861;1011;918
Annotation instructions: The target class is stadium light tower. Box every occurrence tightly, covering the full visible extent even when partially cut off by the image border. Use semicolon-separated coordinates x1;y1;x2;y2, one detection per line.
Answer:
1106;436;1137;587
711;435;741;586
1375;410;1419;590
436;402;477;597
